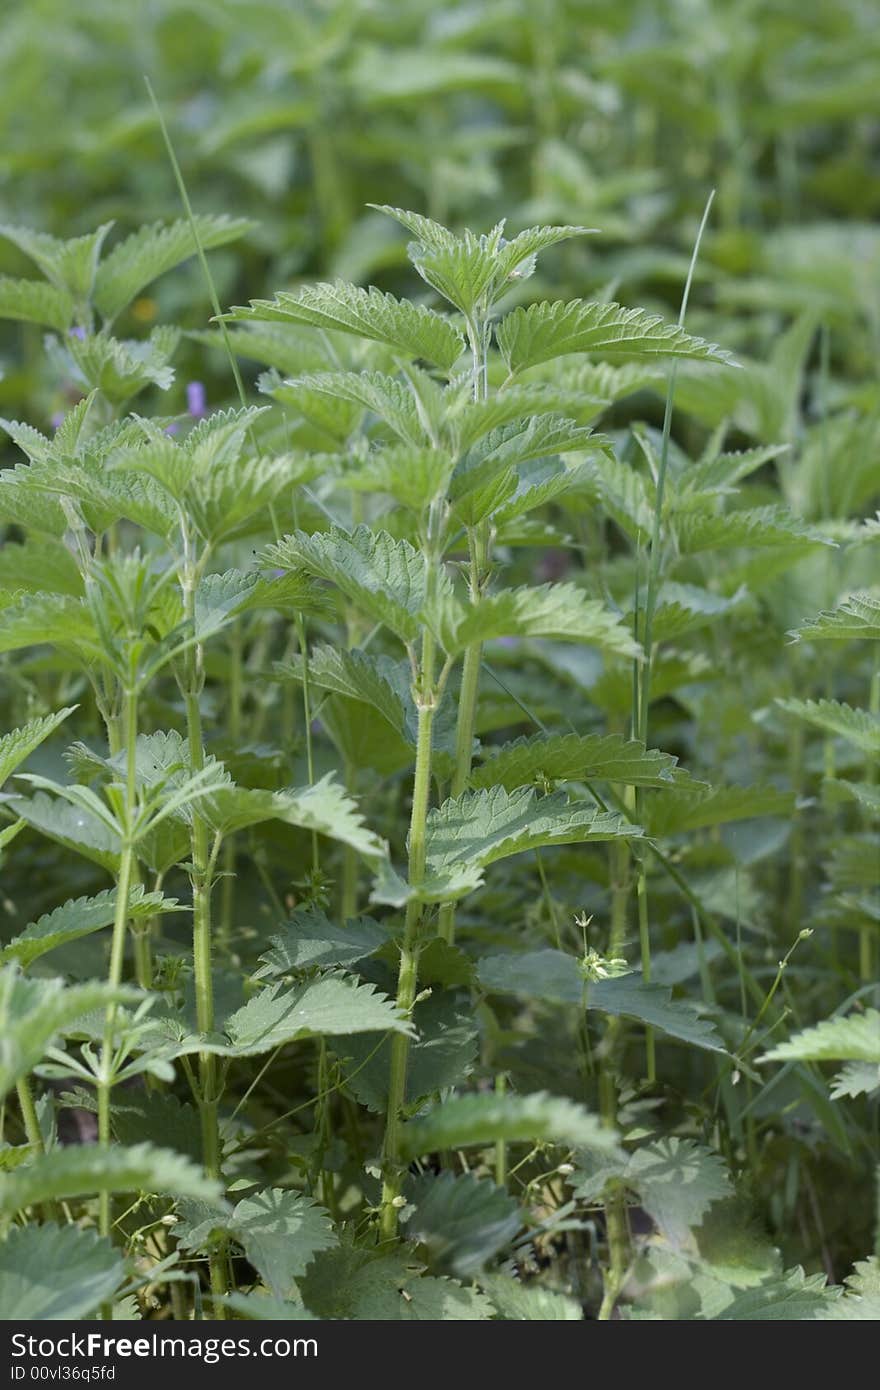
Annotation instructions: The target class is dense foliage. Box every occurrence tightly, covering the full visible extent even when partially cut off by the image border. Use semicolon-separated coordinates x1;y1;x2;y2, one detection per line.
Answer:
0;0;877;1322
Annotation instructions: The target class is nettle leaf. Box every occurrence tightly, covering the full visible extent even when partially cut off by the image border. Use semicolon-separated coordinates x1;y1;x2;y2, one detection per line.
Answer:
480;1275;583;1321
93;215;255;322
469;731;681;792
299;1244;492;1321
0;967;138;1100
675;506;832;554
451;384;608;450
496;299;733;374
0;1224;124;1320
644;783;794;837
0;1142;223;1217
256;910;387;975
0;886;178;968
376;206;594;313
158;974;414;1059
64;326;180;403
0;593;103;662
112;1091;201;1161
264;526;445;644
478;950;726;1054
0;708;75;787
201;775;386;858
0;539;84;598
625;1138;733;1246
790;590;880;642
399;1091;620;1161
423;786;640;876
829;1061;880;1100
634;583;747;643
405;1172;520;1276
704;1268;838;1321
229;1190;337;1297
343;445;453;513
0;222;112;299
0;276;74;331
225;281;465;372
10;789;121;873
776;698;880;754
282;371;428;446
340;989;478;1113
280;644;414;741
761;1010;880;1065
436;583;640;658
449;414;606;517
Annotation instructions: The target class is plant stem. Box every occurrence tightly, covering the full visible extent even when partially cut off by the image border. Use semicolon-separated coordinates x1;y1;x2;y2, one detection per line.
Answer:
16;1077;44;1153
438;529;486;944
379;630;436;1238
97;686;138;1315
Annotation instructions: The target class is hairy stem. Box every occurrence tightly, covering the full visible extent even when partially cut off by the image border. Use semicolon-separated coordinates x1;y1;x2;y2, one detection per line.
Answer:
379;631;436;1238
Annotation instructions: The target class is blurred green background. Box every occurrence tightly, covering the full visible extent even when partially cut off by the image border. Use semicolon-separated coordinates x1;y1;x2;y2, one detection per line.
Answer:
1;0;878;427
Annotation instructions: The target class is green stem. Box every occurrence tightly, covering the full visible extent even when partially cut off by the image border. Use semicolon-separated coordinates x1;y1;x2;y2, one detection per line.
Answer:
180;560;226;1316
16;1078;44;1153
97;687;138;1275
380;632;436;1238
219;621;243;952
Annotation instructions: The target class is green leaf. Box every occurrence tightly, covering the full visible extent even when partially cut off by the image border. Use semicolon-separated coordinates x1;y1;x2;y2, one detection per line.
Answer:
496;299;733;374
112;1090;201;1161
705;1268;837;1320
0;967;138;1101
626;1138;733;1245
264;526;444;644
399;1091;621;1161
201;775;386;858
480;1275;584;1320
0;276;74;331
0;593;102;661
0;222;113;299
0;1224;124;1320
278;645;428;750
477;950;726;1054
229;1189;337;1297
340;989;477;1113
0;1142;223;1217
93;216;255;322
64;326;179;404
342;445;453;513
0;886;179;968
469;731;681;792
776;698;880;754
424;786;640;875
675;506;832;554
644;783;794;837
10;789;122;873
256;910;388;975
376;207;593;313
790;590;880;642
436;583;640;658
225;281;465;372
156;974;414;1060
761;1010;880;1065
300;1243;492;1320
280;371;428;447
406;1172;520;1276
0;708;75;787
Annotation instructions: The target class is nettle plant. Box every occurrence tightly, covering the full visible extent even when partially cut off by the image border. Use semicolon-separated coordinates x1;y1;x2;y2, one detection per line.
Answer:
0;206;876;1323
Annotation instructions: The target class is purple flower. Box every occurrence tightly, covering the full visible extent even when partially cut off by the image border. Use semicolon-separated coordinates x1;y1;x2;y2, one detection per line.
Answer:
310;719;324;736
164;422;180;436
186;381;207;419
68;326;86;340
50;411;65;429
